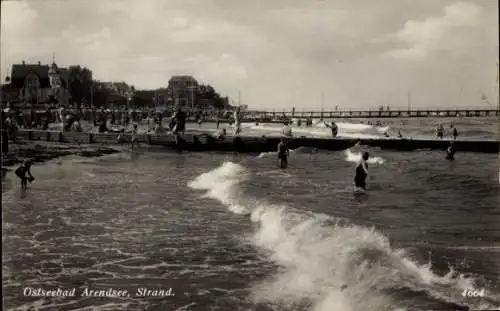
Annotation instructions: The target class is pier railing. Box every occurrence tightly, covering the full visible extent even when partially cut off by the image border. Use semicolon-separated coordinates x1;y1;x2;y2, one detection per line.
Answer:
3;106;498;120
242;108;498;119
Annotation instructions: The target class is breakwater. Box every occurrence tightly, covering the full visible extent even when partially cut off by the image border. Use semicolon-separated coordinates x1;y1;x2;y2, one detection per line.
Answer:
13;130;499;153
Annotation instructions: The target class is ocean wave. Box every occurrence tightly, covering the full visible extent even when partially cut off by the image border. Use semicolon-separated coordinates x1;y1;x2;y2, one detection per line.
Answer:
188;162;497;311
344;149;386;165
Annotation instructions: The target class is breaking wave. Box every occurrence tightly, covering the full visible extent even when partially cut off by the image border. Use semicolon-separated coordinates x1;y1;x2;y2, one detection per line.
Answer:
188;162;498;311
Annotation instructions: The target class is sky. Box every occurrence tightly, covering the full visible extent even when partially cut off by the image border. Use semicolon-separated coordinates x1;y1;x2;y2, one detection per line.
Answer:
1;0;498;110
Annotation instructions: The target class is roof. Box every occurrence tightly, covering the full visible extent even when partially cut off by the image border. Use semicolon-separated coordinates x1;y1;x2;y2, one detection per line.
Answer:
10;63;70;88
168;75;198;85
11;64;50;79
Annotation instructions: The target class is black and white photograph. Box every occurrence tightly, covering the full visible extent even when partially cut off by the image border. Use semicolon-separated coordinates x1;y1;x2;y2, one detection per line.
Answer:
1;0;499;310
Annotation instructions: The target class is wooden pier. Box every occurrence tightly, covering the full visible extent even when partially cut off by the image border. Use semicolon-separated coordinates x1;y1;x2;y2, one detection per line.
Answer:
244;108;499;120
2;106;498;122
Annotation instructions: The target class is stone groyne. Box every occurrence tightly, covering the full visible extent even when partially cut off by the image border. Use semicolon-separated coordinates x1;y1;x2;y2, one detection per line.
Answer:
12;130;499;153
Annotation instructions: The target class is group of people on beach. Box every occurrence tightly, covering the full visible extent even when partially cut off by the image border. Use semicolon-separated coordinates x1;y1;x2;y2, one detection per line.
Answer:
436;123;459;140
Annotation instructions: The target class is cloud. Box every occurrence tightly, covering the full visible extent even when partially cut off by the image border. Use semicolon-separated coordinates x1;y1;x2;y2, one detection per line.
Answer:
1;1;38;32
385;2;483;60
0;0;498;109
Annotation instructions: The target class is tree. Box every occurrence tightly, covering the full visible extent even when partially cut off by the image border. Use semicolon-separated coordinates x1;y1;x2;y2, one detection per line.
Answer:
92;87;109;108
68;66;93;109
132;90;155;107
197;84;227;109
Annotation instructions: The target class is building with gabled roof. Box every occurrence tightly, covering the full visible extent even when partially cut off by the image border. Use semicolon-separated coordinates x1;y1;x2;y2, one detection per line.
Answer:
7;60;70;107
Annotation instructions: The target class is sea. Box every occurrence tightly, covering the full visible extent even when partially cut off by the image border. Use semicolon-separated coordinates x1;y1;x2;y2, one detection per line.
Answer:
2;117;499;311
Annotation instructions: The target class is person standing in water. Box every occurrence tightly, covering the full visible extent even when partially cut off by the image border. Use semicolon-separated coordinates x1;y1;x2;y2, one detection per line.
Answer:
450;124;458;140
446;141;456;160
354;152;369;190
233;107;242;135
15;160;34;190
277;138;290;169
173;107;187;147
324;121;338;137
437;123;444;139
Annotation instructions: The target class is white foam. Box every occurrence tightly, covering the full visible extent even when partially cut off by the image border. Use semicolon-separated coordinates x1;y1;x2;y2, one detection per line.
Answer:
188;162;490;311
344;149;386;165
336;122;373;131
376;126;390;133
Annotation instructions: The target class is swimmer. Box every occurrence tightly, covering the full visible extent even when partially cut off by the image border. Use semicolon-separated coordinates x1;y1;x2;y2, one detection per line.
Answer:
324;121;338;138
354;152;369;190
277;138;290;169
15;160;34;190
446;141;455;160
397;130;403;138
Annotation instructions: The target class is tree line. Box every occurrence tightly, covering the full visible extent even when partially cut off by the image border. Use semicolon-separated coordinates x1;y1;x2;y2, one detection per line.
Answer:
66;66;230;110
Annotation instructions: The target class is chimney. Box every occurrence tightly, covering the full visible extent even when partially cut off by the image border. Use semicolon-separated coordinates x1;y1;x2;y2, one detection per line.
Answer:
22;60;25;65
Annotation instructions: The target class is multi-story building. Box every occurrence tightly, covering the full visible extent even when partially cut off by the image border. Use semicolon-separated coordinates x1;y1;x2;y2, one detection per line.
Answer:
94;81;135;106
166;75;199;109
8;61;70;107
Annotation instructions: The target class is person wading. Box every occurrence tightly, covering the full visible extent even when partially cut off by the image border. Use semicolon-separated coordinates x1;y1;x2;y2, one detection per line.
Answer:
15;160;35;190
277;138;290;169
354;152;369;190
324;121;338;137
446;141;456;160
233;107;242;135
173;107;187;151
437;123;444;139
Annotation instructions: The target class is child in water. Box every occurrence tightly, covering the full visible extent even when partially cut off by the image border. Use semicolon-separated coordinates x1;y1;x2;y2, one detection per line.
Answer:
354;152;369;190
277;138;290;169
15;160;34;190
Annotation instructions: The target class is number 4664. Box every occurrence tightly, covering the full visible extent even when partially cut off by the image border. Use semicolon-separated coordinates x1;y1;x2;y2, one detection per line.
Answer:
462;288;485;297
